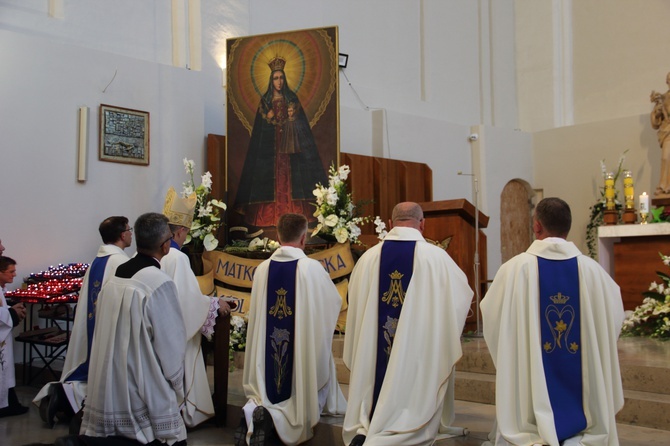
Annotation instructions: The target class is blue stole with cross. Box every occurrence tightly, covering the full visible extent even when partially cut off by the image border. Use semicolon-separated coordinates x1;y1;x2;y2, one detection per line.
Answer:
538;256;586;442
265;259;298;404
372;240;416;416
68;255;110;382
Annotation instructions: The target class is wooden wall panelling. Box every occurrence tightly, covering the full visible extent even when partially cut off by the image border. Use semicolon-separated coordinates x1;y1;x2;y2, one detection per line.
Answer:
613;236;670;311
207;134;228;245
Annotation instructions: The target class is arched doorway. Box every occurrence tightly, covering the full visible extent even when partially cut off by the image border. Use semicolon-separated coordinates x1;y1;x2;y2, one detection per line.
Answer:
500;179;536;263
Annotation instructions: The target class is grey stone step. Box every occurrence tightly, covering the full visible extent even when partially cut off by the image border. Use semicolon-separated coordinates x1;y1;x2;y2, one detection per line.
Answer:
617;389;670;430
621;364;670;395
454;370;495;405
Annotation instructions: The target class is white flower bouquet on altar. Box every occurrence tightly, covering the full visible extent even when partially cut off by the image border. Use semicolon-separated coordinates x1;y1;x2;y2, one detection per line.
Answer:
182;158;227;251
311;164;371;244
622;252;670;339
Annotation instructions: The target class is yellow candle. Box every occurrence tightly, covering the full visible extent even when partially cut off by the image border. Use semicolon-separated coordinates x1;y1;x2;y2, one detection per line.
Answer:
623;170;634;210
605;172;615;210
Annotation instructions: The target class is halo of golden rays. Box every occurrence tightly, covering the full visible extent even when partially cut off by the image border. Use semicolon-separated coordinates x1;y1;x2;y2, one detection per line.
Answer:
227;28;337;134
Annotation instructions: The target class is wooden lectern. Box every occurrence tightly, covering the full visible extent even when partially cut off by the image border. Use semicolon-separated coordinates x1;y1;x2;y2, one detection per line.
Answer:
418;199;489;333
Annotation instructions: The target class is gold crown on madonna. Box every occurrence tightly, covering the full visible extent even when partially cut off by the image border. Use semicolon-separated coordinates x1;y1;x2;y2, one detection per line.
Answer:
268;56;286;72
163;187;197;229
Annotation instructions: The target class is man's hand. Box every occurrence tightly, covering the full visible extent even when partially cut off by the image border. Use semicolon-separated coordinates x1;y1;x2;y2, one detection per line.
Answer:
12;302;26;321
218;299;232;317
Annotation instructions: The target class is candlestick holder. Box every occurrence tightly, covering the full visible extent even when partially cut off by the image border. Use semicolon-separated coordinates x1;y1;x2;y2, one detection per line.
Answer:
603;209;618;225
640;212;649;224
622;209;637;224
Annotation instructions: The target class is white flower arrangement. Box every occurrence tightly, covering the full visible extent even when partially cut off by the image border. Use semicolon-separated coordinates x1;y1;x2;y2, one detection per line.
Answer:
312;164;371;244
182;158;227;251
248;237;280;252
229;315;248;352
374;216;388;240
622;252;670;339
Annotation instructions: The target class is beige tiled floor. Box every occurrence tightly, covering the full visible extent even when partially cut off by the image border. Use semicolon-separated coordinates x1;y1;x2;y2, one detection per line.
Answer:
5;336;670;445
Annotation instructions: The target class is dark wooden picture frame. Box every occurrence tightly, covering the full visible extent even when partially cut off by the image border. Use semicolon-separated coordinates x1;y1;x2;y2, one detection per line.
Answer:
99;104;150;166
225;26;339;238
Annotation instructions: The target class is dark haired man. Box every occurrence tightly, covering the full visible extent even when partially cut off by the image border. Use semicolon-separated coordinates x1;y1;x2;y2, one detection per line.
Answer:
0;256;28;418
34;216;132;427
236;213;346;446
482;197;624;445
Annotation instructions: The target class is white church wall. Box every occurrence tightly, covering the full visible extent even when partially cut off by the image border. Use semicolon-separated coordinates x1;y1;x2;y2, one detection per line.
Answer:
0;0;173;64
571;0;670;125
533;114;660;256
477;126;534;278
516;0;670;132
0;29;205;279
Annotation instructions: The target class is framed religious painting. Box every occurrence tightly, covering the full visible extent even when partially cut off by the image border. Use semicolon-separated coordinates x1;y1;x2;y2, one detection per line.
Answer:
225;26;339;240
99;104;150;166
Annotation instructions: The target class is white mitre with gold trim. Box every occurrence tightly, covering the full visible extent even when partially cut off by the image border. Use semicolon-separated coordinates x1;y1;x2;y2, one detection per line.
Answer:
163;186;197;228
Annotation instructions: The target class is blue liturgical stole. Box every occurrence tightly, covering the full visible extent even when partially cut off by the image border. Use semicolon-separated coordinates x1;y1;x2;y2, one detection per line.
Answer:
265;259;298;404
68;255;110;382
538;256;586;442
372;240;416;416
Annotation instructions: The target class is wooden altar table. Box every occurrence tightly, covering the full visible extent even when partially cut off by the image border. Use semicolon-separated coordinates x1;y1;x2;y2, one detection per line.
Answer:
598;222;670;310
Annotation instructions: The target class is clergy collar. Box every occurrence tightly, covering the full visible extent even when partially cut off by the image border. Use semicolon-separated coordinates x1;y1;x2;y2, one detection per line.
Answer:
527;238;581;260
384;226;425;241
542;236;568;244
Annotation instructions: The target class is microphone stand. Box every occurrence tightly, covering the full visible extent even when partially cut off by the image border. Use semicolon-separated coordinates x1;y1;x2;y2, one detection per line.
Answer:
458;172;482;337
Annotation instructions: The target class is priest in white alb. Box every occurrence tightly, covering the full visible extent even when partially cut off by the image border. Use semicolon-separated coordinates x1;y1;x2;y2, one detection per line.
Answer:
33;216;132;427
236;213;346;446
481;197;624;446
343;202;473;446
162;187;234;427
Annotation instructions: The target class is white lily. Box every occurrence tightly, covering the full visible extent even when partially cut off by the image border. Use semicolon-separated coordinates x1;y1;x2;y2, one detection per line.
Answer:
211;199;227;210
312;223;323;237
338;164;350;180
334;227;349;243
326;187;338;206
324;214;339;227
203;233;219;251
248;237;264;251
201;171;213;189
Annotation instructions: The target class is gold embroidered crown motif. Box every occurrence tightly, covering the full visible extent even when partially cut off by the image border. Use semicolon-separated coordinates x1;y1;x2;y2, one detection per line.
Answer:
276;287;288;297
389;271;404;280
268;56;286;71
549;292;570;304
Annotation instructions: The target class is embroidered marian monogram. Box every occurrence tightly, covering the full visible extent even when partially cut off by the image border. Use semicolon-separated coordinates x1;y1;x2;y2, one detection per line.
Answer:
373;240;416;416
382;270;406;307
269;287;293;319
543;292;579;354
538;256;586;441
265;259;297;404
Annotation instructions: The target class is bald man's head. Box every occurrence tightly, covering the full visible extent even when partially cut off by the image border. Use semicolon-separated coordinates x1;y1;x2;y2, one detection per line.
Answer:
391;202;424;230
